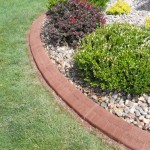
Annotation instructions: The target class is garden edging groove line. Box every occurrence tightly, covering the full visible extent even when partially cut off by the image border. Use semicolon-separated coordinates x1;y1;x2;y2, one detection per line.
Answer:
28;14;150;150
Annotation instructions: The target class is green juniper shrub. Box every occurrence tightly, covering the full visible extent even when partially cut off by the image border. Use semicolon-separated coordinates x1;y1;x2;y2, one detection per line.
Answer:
42;0;105;48
74;23;150;95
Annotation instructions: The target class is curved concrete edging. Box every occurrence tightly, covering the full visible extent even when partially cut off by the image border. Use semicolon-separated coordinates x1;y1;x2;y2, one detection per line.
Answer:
28;14;150;150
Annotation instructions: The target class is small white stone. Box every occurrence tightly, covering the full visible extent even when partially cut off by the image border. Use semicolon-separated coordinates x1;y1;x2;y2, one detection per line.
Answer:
135;110;141;117
124;107;130;114
146;115;150;119
125;100;134;107
91;95;98;101
101;102;107;108
147;97;150;104
108;103;114;109
139;116;144;121
125;118;131;123
143;107;148;112
130;107;136;114
138;96;145;102
133;121;137;125
143;118;149;124
115;109;123;117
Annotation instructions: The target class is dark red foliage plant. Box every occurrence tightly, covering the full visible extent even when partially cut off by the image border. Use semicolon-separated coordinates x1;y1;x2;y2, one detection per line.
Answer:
41;0;106;48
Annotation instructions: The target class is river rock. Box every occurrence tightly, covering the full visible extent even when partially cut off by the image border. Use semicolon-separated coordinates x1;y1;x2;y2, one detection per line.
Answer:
138;96;145;102
147;97;150;104
115;109;123;117
91;95;98;101
143;118;150;124
101;102;107;108
135;110;141;117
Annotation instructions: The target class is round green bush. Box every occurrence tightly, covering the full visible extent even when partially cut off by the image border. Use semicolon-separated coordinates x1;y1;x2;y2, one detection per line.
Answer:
74;23;150;95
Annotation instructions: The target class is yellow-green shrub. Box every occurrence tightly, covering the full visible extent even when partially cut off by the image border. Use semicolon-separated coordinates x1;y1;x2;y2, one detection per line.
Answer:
145;17;150;27
106;0;131;15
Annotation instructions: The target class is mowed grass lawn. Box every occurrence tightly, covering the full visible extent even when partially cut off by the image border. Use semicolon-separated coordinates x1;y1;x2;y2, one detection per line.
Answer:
0;0;124;150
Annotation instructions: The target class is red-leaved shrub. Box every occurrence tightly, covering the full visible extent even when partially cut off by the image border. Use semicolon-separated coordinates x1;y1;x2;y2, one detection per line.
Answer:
41;0;105;48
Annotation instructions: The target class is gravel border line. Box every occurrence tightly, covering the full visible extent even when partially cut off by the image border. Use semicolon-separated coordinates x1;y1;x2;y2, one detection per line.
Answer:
28;14;150;150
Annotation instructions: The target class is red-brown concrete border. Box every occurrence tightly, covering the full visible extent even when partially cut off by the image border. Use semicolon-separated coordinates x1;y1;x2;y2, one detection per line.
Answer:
28;14;150;150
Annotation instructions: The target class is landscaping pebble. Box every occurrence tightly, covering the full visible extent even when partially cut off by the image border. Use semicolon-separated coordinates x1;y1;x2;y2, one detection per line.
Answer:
115;109;123;117
41;0;150;131
135;110;141;117
101;102;108;108
147;97;150;104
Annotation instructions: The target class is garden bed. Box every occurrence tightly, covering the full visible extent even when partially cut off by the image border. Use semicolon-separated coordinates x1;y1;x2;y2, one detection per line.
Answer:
41;0;150;131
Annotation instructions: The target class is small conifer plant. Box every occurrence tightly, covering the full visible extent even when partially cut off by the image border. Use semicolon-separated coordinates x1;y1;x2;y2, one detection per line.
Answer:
106;0;131;15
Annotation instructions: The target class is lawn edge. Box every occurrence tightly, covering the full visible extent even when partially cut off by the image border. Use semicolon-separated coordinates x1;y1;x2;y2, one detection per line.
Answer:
27;14;150;150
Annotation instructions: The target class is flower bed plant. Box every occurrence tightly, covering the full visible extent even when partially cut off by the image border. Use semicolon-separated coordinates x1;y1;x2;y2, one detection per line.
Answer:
106;0;131;15
42;0;105;48
87;0;110;8
74;23;150;95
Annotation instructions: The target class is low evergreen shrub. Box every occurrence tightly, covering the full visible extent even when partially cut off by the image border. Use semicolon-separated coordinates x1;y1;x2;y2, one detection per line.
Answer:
106;0;131;15
75;23;150;95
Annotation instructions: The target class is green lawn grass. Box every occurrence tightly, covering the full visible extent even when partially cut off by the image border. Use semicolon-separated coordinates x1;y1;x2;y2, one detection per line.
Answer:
0;0;123;149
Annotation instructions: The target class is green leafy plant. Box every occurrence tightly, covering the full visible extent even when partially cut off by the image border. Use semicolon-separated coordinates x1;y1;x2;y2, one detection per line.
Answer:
106;0;131;15
74;23;150;95
87;0;110;8
145;17;150;27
